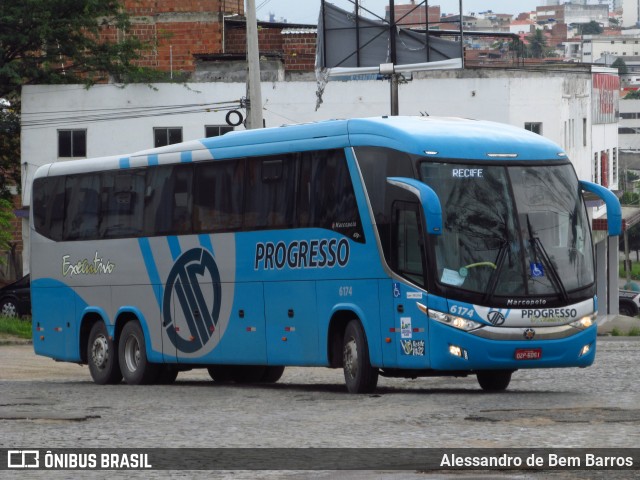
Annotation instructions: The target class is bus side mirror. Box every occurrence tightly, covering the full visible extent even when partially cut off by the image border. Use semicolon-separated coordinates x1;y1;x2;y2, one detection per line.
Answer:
386;177;443;235
579;180;622;236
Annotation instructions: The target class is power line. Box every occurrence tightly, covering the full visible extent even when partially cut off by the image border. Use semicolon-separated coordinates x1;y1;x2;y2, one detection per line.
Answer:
21;101;243;129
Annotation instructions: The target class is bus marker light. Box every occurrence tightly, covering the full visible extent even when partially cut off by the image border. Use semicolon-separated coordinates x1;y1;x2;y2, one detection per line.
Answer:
40;336;45;341
413;328;425;333
579;343;592;357
285;327;295;332
385;337;391;343
246;327;256;332
209;326;215;332
54;327;62;332
282;337;287;342
189;336;195;341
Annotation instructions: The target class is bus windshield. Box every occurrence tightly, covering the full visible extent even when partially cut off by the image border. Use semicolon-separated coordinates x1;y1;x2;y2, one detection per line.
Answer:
419;162;594;299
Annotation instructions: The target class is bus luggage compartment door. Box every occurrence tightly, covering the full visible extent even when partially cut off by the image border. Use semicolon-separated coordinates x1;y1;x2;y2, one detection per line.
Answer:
264;281;319;365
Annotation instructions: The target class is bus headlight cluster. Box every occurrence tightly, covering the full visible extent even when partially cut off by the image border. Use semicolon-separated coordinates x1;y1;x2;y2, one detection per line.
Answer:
428;310;482;331
570;314;596;330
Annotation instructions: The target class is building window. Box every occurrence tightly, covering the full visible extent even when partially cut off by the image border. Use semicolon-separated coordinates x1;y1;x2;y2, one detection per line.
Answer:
593;152;599;184
205;125;234;137
524;122;542;135
58;129;87;158
154;127;182;148
583;118;587;147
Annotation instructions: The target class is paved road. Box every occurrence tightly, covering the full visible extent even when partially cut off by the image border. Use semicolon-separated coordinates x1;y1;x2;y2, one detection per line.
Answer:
1;338;639;479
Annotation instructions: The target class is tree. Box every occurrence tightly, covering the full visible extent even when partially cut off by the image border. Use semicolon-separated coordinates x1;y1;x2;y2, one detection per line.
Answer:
0;0;164;100
0;1;165;278
579;21;604;35
526;29;550;58
612;57;629;75
624;90;640;100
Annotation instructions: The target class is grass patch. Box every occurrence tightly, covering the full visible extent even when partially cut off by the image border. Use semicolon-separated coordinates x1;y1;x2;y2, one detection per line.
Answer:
619;260;640;281
0;316;32;339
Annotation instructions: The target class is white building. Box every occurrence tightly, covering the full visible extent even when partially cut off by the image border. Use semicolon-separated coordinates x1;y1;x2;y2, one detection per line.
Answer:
623;0;640;26
20;66;622;318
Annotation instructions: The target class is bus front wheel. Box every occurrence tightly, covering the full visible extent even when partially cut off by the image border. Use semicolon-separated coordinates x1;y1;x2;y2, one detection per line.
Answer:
87;322;122;385
118;321;159;385
476;370;512;392
342;320;378;394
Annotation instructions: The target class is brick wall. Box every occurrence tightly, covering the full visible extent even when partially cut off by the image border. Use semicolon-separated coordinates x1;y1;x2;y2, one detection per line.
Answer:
225;25;317;72
284;33;317;71
100;0;244;72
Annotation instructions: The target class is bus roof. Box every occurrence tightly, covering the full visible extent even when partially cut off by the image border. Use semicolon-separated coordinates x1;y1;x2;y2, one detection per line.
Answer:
37;116;566;179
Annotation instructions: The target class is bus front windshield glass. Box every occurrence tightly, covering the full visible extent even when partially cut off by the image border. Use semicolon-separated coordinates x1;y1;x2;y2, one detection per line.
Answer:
419;162;594;299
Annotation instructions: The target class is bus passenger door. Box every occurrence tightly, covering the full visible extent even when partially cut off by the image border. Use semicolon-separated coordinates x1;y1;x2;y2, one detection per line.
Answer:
264;281;318;365
390;201;431;369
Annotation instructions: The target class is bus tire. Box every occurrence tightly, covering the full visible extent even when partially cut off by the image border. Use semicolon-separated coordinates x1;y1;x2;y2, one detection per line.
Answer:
87;322;122;385
232;365;267;383
207;365;235;383
118;320;159;385
156;364;179;384
342;320;378;394
260;366;285;383
477;370;512;392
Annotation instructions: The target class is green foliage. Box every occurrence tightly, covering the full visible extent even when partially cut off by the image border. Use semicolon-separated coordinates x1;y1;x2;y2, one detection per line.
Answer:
612;57;629;75
628;170;640;182
629;326;640;336
621;191;640;206
525;29;553;59
0;316;31;339
611;327;623;336
0;198;14;256
0;0;161;98
579;21;604;35
624;90;640;100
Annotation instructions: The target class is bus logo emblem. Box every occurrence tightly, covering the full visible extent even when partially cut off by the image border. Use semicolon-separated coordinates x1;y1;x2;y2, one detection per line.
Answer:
487;310;506;326
523;328;536;340
163;248;222;353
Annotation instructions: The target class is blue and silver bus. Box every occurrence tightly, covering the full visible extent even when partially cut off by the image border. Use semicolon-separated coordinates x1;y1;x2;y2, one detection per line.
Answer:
30;116;621;393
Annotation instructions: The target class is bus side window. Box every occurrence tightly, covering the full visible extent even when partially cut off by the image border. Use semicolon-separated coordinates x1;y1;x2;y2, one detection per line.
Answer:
244;156;296;230
144;165;193;236
301;149;364;242
33;176;65;241
100;170;145;238
193;160;244;232
63;174;101;241
391;201;427;288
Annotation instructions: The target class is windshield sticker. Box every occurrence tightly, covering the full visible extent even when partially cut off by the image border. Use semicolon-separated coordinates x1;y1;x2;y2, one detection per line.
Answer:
401;340;425;356
406;291;422;300
441;268;465;286
401;318;412;339
530;262;545;278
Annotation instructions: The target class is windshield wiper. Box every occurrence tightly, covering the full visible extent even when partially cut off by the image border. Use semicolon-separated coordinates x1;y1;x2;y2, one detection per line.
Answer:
483;241;509;304
526;214;569;303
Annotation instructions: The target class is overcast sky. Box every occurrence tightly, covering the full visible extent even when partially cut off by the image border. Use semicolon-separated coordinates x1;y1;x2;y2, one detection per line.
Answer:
256;1;543;24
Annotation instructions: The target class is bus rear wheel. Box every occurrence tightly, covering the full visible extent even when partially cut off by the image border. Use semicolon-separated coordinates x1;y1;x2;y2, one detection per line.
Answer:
261;366;285;383
118;320;159;385
87;322;122;385
476;370;512;392
343;320;378;394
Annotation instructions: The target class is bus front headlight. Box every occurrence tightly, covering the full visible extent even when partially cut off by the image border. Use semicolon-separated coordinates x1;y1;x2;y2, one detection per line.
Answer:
570;314;596;330
428;310;483;332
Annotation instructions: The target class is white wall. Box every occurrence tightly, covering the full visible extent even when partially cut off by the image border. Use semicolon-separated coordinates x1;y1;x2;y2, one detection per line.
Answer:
22;71;609;207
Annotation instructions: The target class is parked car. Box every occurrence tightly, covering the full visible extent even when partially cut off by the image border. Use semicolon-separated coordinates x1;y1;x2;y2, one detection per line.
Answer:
0;274;31;318
619;289;640;317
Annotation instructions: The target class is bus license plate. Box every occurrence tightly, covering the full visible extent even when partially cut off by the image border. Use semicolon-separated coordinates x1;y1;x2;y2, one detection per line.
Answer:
514;348;542;360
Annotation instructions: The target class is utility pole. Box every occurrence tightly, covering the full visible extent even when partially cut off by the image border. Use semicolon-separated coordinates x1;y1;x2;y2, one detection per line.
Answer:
245;0;263;129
